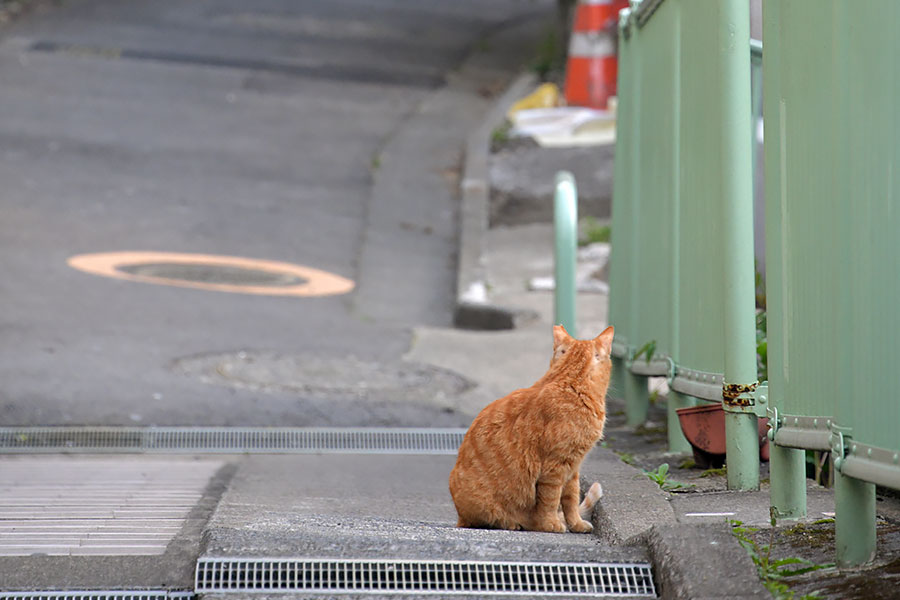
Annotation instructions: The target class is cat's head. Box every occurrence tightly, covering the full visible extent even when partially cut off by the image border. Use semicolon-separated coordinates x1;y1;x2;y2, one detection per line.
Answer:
550;325;615;391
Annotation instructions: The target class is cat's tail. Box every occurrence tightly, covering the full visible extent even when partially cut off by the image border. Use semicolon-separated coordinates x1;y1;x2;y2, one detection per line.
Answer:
578;482;603;520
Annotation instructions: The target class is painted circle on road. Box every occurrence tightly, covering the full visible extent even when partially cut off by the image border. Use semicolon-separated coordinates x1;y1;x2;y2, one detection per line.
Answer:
67;251;355;297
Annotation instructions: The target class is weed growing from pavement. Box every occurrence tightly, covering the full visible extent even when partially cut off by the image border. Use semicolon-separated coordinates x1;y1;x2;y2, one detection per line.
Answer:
530;26;564;80
579;216;611;246
490;121;512;148
615;451;636;466
699;467;727;478
678;457;697;469
730;514;832;600
643;463;691;492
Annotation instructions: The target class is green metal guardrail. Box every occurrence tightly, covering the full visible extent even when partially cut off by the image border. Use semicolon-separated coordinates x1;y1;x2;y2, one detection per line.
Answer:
610;0;760;490
763;0;900;567
610;0;900;568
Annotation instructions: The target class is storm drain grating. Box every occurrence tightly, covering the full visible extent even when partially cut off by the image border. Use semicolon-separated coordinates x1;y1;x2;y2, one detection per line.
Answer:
194;558;656;596
0;592;193;600
0;427;466;455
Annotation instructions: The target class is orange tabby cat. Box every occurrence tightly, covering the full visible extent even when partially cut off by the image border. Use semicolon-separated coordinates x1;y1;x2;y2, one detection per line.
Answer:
449;325;613;533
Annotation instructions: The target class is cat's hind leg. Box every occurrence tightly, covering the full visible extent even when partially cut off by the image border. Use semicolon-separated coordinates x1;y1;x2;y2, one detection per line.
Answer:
561;475;596;533
527;472;567;533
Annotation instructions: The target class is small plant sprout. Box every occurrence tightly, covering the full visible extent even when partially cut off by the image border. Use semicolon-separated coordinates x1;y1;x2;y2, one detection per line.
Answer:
729;516;832;600
579;216;611;246
642;463;690;492
632;340;656;364
614;451;636;466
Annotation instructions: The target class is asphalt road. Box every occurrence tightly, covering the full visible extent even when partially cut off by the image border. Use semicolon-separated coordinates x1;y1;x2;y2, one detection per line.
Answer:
0;0;547;428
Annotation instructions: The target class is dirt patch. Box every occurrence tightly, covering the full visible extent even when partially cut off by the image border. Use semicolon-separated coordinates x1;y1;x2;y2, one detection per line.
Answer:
744;520;900;600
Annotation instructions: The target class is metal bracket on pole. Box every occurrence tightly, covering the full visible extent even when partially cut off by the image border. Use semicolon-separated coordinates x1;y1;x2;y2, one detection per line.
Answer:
722;381;768;418
664;356;676;383
767;406;779;440
831;425;852;474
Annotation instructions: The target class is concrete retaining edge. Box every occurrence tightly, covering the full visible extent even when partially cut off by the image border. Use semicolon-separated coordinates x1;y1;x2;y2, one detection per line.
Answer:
581;448;768;599
454;72;539;330
645;523;770;600
580;448;678;546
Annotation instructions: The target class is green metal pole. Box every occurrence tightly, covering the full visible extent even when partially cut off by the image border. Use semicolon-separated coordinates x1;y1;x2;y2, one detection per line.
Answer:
554;171;577;335
769;444;807;520
611;356;627;402
718;0;759;491
623;366;648;427
667;391;695;454
612;356;648;426
834;469;876;567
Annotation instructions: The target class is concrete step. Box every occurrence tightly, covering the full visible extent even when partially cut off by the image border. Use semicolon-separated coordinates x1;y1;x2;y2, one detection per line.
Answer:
197;454;655;598
0;447;662;597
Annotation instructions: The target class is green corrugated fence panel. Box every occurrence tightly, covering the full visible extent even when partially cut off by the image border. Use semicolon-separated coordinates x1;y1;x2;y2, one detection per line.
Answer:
630;1;676;363
673;1;727;376
611;0;739;379
765;1;900;478
609;15;637;357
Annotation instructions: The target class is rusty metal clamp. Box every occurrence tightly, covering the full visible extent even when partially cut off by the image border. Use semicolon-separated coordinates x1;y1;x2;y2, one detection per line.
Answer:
722;381;768;417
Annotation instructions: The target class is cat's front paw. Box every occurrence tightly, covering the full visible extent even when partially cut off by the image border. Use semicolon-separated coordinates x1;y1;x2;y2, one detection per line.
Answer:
568;518;593;534
534;517;567;533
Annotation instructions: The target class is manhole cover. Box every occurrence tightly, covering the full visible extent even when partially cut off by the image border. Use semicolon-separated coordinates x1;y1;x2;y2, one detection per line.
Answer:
116;262;306;287
67;251;354;297
174;352;474;402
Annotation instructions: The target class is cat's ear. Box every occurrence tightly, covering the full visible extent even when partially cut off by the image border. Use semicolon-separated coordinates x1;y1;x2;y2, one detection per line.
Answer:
553;325;572;348
593;326;614;354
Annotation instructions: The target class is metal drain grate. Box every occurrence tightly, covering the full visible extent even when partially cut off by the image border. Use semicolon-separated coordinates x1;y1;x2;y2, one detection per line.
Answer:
0;427;466;455
0;592;193;600
194;558;656;597
0;458;223;556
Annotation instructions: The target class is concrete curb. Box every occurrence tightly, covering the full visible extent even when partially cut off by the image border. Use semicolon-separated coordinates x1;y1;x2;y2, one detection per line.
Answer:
454;72;540;330
645;523;770;600
581;448;770;599
581;448;678;546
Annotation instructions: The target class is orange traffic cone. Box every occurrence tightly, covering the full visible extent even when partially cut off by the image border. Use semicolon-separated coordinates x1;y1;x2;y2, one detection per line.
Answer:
564;0;629;110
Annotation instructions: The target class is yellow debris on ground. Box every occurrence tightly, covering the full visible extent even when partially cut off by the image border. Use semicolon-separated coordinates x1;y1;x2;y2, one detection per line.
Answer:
506;83;561;120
